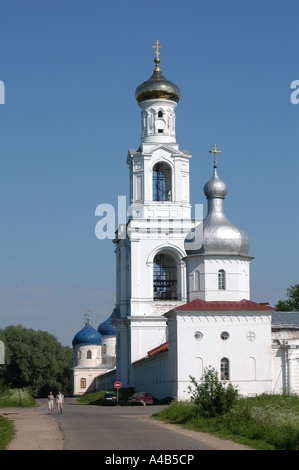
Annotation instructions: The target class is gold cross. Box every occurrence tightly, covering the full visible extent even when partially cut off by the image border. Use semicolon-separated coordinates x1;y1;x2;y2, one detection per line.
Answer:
152;40;162;59
84;310;91;324
209;144;222;168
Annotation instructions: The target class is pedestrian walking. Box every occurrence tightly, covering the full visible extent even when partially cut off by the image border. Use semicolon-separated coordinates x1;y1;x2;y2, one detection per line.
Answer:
56;391;64;414
47;391;54;414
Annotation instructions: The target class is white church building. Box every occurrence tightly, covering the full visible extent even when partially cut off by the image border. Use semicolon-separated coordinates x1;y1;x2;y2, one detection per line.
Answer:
73;43;299;399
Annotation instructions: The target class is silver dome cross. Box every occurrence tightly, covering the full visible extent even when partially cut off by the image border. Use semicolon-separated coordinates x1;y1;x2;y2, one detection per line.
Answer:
209;144;222;168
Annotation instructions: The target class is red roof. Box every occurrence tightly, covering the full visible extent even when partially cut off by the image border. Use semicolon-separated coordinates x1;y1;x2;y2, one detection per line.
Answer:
171;299;274;312
147;341;169;356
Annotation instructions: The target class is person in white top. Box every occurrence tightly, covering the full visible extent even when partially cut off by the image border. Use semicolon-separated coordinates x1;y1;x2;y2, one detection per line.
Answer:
56;391;64;414
47;391;54;414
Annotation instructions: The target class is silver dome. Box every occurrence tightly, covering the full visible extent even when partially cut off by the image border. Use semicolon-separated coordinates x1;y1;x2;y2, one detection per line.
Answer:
185;168;249;256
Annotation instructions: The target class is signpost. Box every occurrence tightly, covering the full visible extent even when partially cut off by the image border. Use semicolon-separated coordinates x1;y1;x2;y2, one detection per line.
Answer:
114;381;121;404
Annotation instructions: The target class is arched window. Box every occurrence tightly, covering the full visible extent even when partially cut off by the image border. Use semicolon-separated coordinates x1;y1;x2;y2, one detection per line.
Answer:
218;269;226;290
80;378;86;389
78;350;82;359
86;350;92;359
153;252;178;300
102;344;107;355
220;358;229;380
153;162;172;201
158;110;163;117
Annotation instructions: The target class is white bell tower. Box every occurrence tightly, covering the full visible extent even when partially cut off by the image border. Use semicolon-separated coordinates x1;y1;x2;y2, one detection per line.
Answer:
114;42;194;386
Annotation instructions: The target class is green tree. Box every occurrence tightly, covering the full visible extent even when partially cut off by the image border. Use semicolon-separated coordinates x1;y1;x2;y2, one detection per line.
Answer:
0;325;73;397
188;367;239;417
275;284;299;311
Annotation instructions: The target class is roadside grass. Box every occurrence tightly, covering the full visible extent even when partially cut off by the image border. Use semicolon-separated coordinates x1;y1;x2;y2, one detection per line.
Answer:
0;417;15;450
0;388;37;450
152;394;299;450
76;390;106;405
0;388;37;408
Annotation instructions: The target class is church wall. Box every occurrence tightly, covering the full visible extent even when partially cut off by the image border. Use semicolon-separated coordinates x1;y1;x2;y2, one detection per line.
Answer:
73;368;107;396
272;347;286;394
129;317;167;364
167;310;273;399
96;370;117;392
272;339;299;394
101;335;116;357
132;352;170;399
73;344;102;368
186;256;250;302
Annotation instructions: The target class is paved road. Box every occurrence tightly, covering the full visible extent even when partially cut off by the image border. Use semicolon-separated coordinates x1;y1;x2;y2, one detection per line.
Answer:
58;400;211;450
2;398;251;451
56;399;250;451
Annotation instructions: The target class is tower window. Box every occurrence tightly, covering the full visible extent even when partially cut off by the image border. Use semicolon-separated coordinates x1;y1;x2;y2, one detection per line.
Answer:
220;358;229;380
153;162;172;201
87;350;92;359
158;110;163;117
218;269;226;290
153;252;178;300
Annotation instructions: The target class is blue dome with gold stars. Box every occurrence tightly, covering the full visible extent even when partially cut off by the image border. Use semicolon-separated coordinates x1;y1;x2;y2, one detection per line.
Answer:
97;313;116;336
72;319;103;347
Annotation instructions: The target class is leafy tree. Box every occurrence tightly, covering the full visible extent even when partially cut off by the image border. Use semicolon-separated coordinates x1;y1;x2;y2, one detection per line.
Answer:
188;367;239;417
275;284;299;311
0;325;73;397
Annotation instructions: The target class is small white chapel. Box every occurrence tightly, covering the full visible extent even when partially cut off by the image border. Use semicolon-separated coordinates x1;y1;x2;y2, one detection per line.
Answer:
73;43;299;399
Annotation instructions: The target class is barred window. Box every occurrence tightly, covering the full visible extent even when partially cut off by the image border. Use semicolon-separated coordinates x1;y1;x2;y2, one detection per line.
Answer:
220;358;229;380
218;269;226;290
153;253;178;301
153;162;172;201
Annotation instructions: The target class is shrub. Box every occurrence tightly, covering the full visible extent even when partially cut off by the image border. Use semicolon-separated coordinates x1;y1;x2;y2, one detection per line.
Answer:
188;367;239;417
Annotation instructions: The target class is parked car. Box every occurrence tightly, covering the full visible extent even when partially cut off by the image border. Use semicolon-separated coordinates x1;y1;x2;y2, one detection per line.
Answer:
102;392;117;405
128;392;153;406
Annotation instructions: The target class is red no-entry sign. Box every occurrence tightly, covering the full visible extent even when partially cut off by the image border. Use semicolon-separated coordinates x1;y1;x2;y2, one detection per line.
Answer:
114;381;121;389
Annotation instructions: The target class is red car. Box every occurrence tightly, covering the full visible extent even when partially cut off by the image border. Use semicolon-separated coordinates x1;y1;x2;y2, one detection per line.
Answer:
128;392;154;406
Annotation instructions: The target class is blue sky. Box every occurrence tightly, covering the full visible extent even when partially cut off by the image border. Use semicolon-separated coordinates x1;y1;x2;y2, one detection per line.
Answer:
0;0;298;346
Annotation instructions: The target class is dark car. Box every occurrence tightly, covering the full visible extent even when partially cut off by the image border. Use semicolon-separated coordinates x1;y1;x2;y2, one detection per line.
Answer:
128;392;153;406
102;392;117;405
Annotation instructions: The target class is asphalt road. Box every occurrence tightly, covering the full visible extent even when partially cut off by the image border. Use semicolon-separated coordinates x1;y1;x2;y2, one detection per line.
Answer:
2;397;251;452
55;398;250;451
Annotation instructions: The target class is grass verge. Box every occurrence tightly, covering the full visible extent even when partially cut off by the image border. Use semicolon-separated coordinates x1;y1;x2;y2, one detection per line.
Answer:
0;388;37;450
152;394;299;450
0;417;15;450
0;388;37;408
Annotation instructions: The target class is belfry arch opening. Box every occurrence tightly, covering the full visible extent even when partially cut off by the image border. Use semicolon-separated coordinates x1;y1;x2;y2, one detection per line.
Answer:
153;162;172;201
153;251;180;300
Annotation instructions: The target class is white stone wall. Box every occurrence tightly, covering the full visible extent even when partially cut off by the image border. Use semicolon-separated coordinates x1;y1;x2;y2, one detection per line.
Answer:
272;338;299;394
138;99;177;144
73;344;102;368
72;367;107;396
166;309;273;399
186;255;251;302
132;352;170;399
